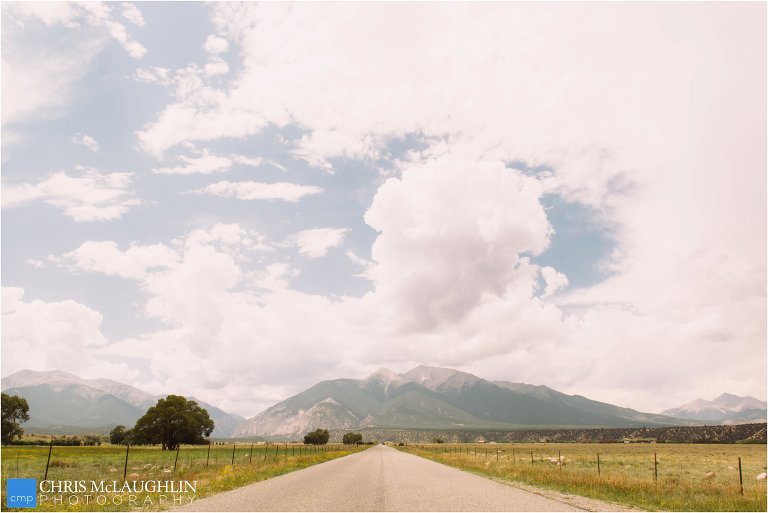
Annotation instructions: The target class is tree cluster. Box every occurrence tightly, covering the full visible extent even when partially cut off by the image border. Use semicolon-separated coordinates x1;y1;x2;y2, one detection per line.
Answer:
109;425;132;445
304;429;330;445
131;395;214;450
2;393;29;445
342;432;363;445
1;392;214;450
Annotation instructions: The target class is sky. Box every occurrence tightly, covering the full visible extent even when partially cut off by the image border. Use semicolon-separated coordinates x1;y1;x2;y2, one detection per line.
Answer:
1;2;765;418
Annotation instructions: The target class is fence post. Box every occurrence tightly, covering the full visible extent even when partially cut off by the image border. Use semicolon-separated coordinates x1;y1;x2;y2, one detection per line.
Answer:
206;442;211;468
738;457;743;495
43;441;53;481
512;449;515;463
250;443;254;463
263;444;267;461
559;450;562;470
531;450;534;466
597;452;601;476
231;443;236;465
654;452;658;482
123;444;130;480
173;445;180;473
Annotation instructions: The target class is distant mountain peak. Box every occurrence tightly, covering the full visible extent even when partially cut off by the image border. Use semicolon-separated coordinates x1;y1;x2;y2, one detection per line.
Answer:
3;368;82;387
364;368;400;382
401;365;477;391
662;393;766;423
363;368;408;399
715;392;742;400
2;368;245;437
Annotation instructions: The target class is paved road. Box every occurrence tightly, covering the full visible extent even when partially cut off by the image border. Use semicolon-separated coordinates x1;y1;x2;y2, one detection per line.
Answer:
179;445;591;511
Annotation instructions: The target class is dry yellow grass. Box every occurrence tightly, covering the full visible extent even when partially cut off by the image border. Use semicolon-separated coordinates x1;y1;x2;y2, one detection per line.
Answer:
399;442;767;511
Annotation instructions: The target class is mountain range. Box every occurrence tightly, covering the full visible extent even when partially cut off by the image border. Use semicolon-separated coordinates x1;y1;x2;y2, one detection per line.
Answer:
232;366;697;439
1;369;244;437
662;393;767;424
4;367;763;440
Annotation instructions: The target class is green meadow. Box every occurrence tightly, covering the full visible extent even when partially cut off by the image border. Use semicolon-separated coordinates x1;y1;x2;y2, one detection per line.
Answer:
399;442;767;511
2;442;365;511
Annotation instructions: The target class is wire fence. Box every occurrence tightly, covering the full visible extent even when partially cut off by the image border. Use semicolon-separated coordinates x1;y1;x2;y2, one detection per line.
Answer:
2;442;349;483
407;442;767;494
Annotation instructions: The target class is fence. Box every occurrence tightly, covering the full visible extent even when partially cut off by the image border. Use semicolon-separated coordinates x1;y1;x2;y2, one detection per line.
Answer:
2;442;347;483
407;442;766;495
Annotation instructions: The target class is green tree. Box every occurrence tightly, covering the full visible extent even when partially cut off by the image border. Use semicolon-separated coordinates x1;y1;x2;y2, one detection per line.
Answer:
304;428;330;445
110;425;130;445
342;432;363;445
83;434;102;446
132;395;214;450
1;393;30;445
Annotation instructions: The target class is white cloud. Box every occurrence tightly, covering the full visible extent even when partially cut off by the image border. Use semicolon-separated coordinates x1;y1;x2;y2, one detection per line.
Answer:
4;3;147;59
0;287;114;379
128;3;764;411
26;259;45;269
268;160;288;172
204;58;230;77
191;181;322;202
540;266;569;298
1;17;103;126
204;35;229;55
72;133;100;152
231;155;263;167
152;150;232;175
292;228;348;259
179;223;273;260
345;250;370;268
364;157;551;332
151;150;262;175
1;2;147;128
2;169;141;221
132;67;173;86
3;4;763;415
59;241;179;280
250;262;299;291
121;3;145;27
57;224;271;283
105;20;146;58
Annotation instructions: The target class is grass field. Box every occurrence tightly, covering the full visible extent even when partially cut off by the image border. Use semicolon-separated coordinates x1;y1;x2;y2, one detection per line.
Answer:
398;442;767;511
2;442;366;511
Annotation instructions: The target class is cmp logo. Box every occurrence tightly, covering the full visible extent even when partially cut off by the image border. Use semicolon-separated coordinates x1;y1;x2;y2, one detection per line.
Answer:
6;478;37;508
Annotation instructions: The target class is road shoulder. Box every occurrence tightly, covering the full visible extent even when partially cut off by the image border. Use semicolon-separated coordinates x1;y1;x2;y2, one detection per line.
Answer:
482;475;642;512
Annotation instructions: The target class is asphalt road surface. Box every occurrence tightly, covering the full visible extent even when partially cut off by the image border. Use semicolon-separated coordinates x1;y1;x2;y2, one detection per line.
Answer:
179;445;600;511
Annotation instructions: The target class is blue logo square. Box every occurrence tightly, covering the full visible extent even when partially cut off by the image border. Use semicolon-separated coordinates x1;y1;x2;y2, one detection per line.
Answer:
6;478;37;508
